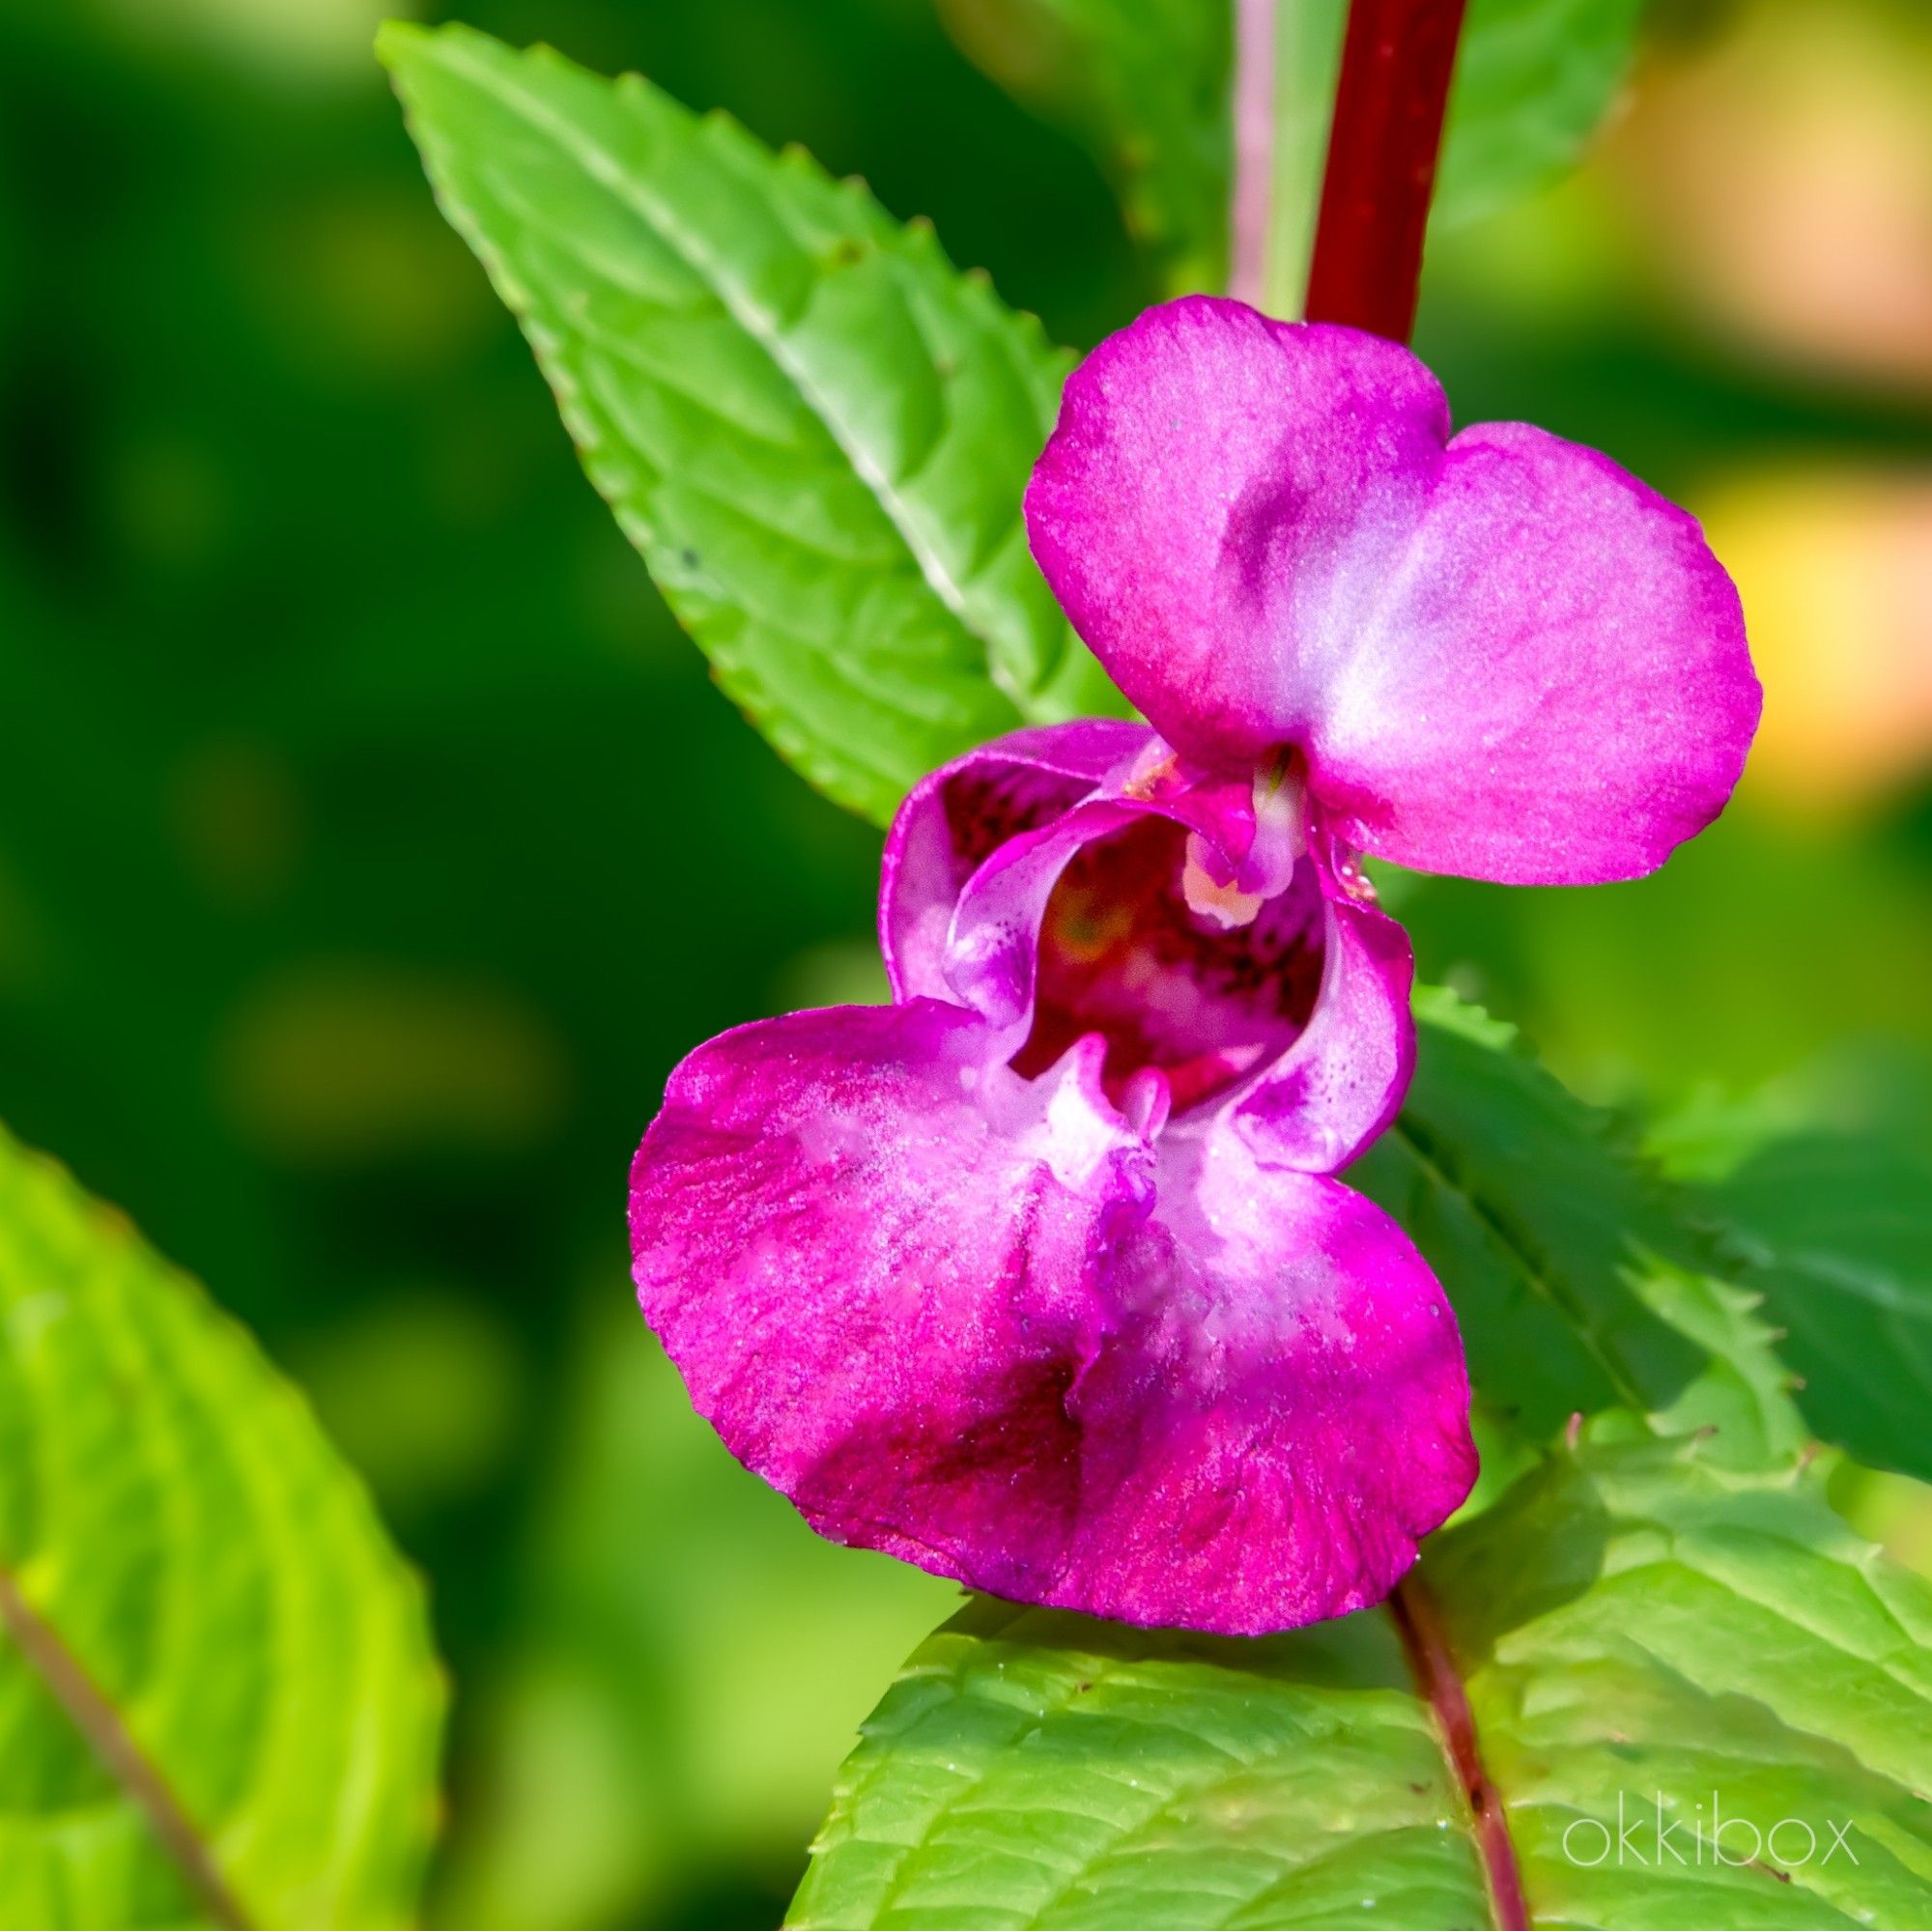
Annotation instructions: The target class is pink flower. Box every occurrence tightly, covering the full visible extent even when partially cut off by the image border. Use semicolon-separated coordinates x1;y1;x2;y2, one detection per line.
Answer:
1030;298;1759;886
629;298;1758;1634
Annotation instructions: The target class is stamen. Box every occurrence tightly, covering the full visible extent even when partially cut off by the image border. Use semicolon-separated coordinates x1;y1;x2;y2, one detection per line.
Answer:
1244;749;1311;898
1121;739;1179;800
1332;844;1379;904
1182;837;1268;928
1180;750;1313;929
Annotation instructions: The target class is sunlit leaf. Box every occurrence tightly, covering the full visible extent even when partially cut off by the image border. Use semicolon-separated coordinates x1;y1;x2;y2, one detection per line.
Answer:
788;1432;1932;1929
0;1124;443;1930
384;22;1122;826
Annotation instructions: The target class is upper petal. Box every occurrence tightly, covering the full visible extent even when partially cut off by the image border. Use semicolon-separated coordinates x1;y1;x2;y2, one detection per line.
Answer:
1307;420;1759;882
629;999;1474;1633
1026;296;1759;884
1025;297;1445;769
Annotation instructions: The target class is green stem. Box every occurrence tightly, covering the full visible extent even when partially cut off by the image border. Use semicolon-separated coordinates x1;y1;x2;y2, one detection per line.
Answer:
1262;0;1350;316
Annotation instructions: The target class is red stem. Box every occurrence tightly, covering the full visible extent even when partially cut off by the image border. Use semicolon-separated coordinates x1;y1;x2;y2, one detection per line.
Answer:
1390;1575;1532;1931
1303;0;1468;341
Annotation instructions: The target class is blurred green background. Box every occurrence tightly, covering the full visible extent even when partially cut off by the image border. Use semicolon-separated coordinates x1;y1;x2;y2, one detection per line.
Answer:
1;0;1927;1924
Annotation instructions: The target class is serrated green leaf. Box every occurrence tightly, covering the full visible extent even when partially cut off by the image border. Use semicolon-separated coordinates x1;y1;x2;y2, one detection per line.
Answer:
383;21;1122;827
787;1434;1932;1929
789;1594;1475;1929
0;1124;443;1930
945;0;1644;303
1349;990;1724;1439
1432;1434;1932;1922
1703;1133;1932;1487
1618;1255;1807;1467
1369;1001;1924;1478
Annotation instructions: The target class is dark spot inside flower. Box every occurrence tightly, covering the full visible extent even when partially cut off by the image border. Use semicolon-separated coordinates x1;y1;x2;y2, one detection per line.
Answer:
1010;815;1323;1114
942;764;1093;876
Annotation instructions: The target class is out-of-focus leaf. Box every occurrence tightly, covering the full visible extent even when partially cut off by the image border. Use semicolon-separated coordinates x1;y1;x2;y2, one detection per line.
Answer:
0;1124;443;1930
1350;990;1726;1439
942;0;1644;301
934;0;1233;292
1434;0;1645;229
788;1432;1932;1929
434;1310;957;1931
384;22;1121;827
1704;1131;1932;1487
218;959;569;1166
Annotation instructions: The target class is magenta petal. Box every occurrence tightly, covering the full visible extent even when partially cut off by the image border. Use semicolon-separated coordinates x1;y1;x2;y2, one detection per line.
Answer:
1229;877;1414;1173
1308;421;1759;882
880;720;1153;1004
630;1000;1474;1633
1025;297;1447;769
631;1000;1149;1610
1071;1125;1476;1630
1027;296;1759;884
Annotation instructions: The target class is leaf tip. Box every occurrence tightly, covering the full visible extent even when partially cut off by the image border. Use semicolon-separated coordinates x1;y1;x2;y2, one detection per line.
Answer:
372;15;428;73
